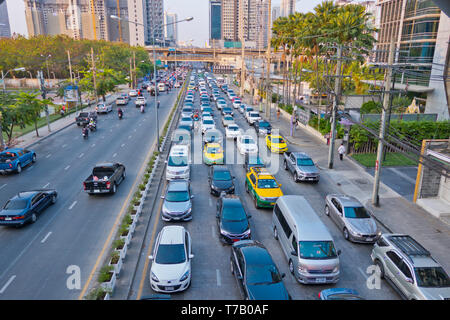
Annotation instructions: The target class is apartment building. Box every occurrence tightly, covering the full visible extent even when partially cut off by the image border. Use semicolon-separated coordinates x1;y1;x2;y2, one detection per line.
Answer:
280;0;295;17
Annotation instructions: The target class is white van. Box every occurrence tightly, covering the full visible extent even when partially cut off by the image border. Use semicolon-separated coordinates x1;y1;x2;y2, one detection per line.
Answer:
272;195;341;284
166;145;190;180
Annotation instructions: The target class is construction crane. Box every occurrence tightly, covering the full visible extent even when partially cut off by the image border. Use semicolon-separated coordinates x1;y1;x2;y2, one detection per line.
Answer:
90;0;97;40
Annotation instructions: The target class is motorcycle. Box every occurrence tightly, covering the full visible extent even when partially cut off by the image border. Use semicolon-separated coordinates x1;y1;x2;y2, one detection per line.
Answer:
118;111;123;120
140;105;145;113
82;128;89;139
88;122;97;132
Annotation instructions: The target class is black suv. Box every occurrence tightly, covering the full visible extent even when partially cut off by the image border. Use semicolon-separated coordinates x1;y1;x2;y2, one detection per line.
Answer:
254;120;272;136
209;166;235;196
76;111;97;126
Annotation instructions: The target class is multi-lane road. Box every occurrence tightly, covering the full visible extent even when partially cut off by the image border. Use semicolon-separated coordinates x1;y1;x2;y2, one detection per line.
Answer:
126;73;401;300
0;86;180;299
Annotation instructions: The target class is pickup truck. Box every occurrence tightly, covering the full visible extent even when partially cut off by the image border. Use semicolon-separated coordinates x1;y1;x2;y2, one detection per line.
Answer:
0;148;36;174
283;151;320;183
83;163;126;195
76;111;97;126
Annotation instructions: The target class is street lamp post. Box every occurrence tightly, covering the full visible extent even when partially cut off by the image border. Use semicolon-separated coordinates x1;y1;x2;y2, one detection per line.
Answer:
110;15;193;152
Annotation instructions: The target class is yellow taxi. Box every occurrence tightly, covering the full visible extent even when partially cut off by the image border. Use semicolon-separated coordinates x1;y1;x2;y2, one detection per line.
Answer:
266;134;288;153
245;167;283;209
203;143;224;165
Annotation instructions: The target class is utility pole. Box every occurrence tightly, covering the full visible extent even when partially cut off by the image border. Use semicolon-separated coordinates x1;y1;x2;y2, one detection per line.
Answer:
116;0;122;42
265;0;272;120
372;41;396;207
327;45;343;169
38;70;51;132
129;57;133;88
91;47;98;103
67;50;73;83
133;51;136;88
239;0;245;99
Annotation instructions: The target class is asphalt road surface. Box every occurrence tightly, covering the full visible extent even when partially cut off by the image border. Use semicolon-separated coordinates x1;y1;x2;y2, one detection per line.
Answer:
0;86;180;299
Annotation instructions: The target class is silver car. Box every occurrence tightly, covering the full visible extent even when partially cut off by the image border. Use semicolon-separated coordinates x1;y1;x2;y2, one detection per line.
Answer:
371;234;450;300
161;180;193;221
325;194;381;243
179;117;193;130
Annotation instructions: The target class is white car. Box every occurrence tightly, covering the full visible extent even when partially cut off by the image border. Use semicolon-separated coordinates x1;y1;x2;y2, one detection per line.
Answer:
115;97;127;106
201;118;216;134
232;100;241;109
149;226;193;293
247;111;261;125
225;124;242;139
216;100;227;110
174;82;181;88
135;96;147;106
222;115;235;127
237;135;258;155
96;103;112;113
129;90;138;97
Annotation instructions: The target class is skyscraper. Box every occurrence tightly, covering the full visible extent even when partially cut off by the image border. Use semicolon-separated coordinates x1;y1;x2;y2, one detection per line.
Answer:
280;0;295;17
0;0;11;38
164;12;178;46
144;0;164;45
209;0;222;44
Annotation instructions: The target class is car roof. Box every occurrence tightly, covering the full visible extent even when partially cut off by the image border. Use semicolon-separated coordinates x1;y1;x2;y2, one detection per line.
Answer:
237;241;273;266
14;191;38;200
213;165;230;173
206;143;221;148
1;148;24;153
332;195;363;207
170;145;188;155
159;226;185;245
167;179;189;192
291;151;312;159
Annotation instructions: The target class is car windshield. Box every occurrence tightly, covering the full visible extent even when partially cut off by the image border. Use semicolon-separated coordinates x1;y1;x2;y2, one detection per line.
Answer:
3;199;28;210
246;108;254;112
297;158;315;166
242;138;255;144
165;190;190;202
259;122;270;127
168;156;188;167
207;147;222;154
0;152;17;160
247;264;282;285
257;179;278;189
228;126;239;131
414;267;450;288
271;137;285;144
224;117;233;120
203;120;214;125
183;108;192;113
344;206;371;219
250;113;259;117
181;117;192;122
326;293;364;300
155;244;186;264
213;170;231;181
299;241;337;260
222;205;246;222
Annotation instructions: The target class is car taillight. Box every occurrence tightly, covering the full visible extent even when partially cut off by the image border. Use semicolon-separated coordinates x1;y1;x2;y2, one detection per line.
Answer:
318;292;321;299
13;216;25;220
106;181;111;189
9;163;12;168
83;182;87;190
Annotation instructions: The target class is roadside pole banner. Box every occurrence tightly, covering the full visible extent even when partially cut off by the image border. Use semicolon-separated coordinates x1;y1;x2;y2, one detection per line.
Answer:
64;85;79;102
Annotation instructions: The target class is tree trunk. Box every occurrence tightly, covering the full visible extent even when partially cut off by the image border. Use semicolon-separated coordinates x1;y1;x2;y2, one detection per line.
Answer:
34;119;39;137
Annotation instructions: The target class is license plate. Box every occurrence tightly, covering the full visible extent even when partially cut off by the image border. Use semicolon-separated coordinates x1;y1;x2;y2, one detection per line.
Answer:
315;278;326;283
165;286;174;291
366;237;374;242
94;189;100;193
5;218;12;221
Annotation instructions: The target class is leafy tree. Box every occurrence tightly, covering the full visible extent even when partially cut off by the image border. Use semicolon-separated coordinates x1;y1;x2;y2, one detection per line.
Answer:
15;91;53;137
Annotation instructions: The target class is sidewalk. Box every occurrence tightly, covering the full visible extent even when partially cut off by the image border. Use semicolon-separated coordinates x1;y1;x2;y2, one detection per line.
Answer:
9;93;120;150
237;86;450;272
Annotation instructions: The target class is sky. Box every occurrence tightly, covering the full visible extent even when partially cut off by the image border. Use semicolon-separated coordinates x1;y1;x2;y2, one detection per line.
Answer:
6;0;333;47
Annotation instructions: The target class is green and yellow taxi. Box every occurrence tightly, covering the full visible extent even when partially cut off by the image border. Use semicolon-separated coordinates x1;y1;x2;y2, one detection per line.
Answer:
203;143;224;165
245;167;283;209
266;134;288;153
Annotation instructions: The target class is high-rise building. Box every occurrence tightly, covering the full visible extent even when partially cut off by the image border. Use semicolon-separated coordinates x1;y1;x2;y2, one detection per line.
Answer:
280;0;295;17
209;0;222;45
0;0;11;38
221;0;270;49
164;12;178;46
272;5;280;23
375;0;449;120
144;0;164;45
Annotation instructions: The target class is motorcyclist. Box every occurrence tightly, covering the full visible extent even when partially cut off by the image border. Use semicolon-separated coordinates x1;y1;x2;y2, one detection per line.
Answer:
89;117;96;130
118;107;123;119
140;105;145;113
82;125;89;138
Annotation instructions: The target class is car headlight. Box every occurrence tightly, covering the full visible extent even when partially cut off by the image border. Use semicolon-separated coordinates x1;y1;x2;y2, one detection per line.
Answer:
332;266;339;273
298;265;308;274
186;207;192;214
180;270;190;282
151;271;159;282
211;184;219;191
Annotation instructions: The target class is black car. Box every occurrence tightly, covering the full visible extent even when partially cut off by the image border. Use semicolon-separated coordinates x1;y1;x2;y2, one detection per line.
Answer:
254;120;272;136
0;189;57;226
216;195;251;244
243;153;266;172
230;240;290;300
209;166;235;196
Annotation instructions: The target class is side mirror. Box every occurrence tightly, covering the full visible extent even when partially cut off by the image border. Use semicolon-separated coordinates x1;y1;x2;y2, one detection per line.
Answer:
160;195;165;199
290;250;298;256
337;249;342;256
247;214;252;219
405;278;414;284
191;195;194;199
148;255;154;260
281;273;286;279
278;184;282;187
189;254;195;259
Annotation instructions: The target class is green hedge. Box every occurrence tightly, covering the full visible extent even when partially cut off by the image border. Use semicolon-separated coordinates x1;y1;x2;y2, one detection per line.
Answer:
308;115;344;138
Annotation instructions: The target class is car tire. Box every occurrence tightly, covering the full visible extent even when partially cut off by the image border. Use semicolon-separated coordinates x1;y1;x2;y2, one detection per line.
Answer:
273;227;279;240
289;260;295;275
254;197;259;209
343;228;350;241
230;259;234;275
245;181;249;193
283;160;288;170
111;183;117;194
51;195;57;204
30;213;37;224
294;172;299;183
16;163;22;174
32;154;37;163
325;205;330;216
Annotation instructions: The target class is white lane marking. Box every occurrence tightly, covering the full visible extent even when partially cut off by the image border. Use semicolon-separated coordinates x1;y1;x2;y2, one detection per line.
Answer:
91;143;96;148
0;184;7;190
121;143;125;147
46;154;51;158
134;129;137;132
208;198;212;207
42;183;50;189
62;144;67;148
64;165;70;171
139;123;142;126
216;269;221;287
128;135;132;139
113;153;117;158
358;267;368;280
0;275;16;294
41;232;52;244
78;153;84;158
68;201;77;210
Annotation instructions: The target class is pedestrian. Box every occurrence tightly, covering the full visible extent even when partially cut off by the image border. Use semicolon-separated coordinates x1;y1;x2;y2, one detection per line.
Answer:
338;142;346;161
277;108;281;120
